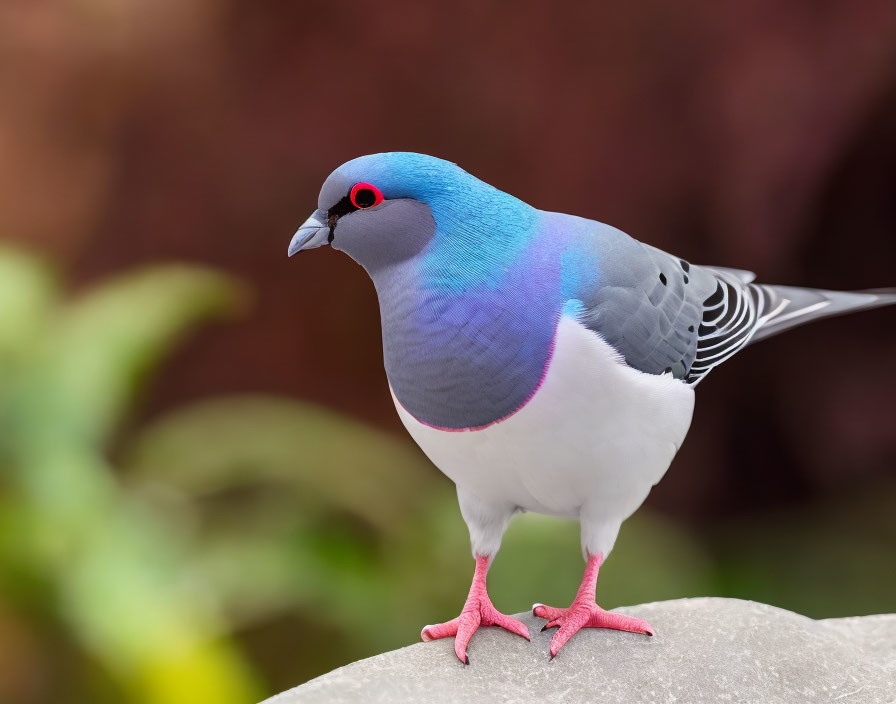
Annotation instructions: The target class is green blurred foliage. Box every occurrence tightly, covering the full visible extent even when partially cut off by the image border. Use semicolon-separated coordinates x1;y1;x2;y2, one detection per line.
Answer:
0;246;894;703
0;247;260;704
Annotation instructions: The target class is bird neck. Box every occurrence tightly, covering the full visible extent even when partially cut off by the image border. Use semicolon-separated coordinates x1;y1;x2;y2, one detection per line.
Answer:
417;184;538;294
368;237;561;430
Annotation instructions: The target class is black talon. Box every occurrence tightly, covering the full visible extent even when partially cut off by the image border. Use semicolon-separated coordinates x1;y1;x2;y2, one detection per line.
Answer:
541;624;549;632
464;654;470;666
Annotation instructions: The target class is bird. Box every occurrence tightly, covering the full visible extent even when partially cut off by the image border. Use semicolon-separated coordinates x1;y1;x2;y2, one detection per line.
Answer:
288;152;895;662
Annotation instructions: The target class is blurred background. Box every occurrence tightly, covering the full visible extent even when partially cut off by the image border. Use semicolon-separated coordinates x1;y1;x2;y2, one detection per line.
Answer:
1;1;895;702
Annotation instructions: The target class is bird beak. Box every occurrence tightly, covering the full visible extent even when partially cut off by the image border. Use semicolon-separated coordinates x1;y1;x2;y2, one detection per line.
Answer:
288;210;330;256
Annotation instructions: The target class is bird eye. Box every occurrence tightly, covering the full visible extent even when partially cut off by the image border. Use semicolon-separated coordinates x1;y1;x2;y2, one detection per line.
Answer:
350;182;384;209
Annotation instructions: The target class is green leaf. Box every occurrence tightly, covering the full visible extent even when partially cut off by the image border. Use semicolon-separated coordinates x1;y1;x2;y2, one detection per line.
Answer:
0;246;57;362
121;395;440;532
44;265;245;443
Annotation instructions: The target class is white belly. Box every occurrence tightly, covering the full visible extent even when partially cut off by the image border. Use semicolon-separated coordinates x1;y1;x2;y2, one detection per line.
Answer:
392;315;694;540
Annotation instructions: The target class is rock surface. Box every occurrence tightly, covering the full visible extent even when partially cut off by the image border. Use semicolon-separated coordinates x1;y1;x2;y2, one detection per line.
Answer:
264;598;896;703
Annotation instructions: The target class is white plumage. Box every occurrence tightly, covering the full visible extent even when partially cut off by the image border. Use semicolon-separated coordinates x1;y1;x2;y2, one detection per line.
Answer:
393;314;695;559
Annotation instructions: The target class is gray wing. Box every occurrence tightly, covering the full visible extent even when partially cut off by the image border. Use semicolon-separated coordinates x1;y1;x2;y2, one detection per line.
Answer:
574;228;896;384
573;229;785;384
683;270;786;384
702;265;756;284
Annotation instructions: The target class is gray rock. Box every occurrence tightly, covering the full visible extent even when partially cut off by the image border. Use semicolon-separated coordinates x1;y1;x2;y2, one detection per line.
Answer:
264;598;896;703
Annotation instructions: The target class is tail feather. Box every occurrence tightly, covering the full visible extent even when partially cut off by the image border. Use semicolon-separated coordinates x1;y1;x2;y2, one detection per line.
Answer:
750;286;896;344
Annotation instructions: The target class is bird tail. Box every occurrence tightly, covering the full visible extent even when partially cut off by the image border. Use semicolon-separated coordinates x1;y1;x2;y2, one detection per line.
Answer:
749;285;896;344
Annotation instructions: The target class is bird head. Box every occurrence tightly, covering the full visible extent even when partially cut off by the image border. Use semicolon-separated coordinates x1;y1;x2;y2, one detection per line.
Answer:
289;152;537;287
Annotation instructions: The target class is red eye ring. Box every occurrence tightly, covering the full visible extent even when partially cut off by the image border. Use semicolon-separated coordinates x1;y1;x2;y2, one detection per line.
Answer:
350;182;384;209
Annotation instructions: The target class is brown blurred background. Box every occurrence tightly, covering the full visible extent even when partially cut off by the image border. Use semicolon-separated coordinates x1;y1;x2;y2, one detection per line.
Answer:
1;1;895;702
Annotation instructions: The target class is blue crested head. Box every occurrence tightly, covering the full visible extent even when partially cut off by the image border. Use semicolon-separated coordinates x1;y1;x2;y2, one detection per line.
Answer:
290;152;581;430
292;152;539;291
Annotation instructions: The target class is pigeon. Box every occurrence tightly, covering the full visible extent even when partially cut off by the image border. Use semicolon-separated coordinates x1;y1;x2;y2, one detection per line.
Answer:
288;152;895;662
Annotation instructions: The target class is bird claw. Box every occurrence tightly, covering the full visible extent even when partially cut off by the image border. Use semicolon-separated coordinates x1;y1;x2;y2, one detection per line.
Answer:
422;595;530;663
540;617;562;631
533;601;653;658
533;603;565;621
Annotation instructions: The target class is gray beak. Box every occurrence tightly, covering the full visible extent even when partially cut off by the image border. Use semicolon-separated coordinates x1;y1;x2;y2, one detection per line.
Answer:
288;210;330;256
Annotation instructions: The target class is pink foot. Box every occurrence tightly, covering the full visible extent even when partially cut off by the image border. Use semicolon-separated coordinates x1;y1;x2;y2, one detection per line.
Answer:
532;553;653;659
421;555;530;663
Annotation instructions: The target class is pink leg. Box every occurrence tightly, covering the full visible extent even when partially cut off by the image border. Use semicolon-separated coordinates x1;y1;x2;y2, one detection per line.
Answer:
532;552;653;659
421;554;530;663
